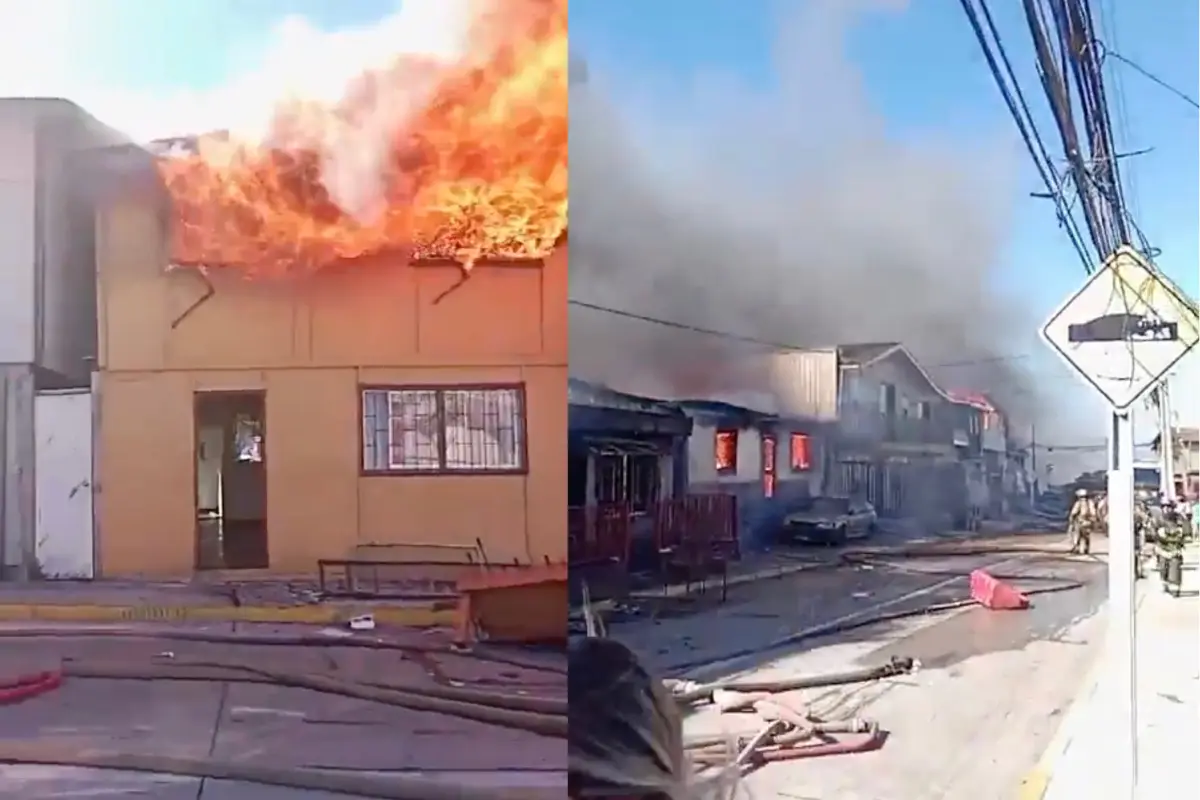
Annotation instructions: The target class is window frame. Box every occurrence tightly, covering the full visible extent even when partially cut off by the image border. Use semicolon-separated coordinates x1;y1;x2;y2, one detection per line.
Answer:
761;433;777;498
789;432;812;472
595;452;661;513
714;429;739;476
359;383;529;476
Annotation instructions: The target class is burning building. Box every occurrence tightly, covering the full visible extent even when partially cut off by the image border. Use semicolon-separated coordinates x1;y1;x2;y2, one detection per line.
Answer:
85;0;567;577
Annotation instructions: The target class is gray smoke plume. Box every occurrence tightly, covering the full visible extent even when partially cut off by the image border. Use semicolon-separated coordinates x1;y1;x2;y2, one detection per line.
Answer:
569;0;1056;431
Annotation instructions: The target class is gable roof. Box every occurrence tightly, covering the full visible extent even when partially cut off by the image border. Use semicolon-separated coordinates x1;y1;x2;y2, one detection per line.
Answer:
836;342;902;367
947;390;996;412
838;342;954;402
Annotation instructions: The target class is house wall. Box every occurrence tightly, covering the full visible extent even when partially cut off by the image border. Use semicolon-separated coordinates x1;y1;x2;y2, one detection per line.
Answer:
688;422;762;485
0;100;125;380
94;199;567;577
835;353;967;525
837;354;956;455
0;107;37;366
981;411;1007;452
687;420;822;552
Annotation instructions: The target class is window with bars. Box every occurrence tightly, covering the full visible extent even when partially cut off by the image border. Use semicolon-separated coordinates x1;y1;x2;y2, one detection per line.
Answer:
361;385;526;474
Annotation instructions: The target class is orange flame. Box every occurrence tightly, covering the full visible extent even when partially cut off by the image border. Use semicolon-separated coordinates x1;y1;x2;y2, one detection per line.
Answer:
158;0;566;277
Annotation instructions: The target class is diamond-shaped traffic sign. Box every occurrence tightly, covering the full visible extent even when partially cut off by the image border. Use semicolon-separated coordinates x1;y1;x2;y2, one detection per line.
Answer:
1040;246;1199;411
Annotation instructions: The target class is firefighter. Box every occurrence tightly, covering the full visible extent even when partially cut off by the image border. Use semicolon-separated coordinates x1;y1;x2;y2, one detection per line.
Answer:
1067;488;1098;555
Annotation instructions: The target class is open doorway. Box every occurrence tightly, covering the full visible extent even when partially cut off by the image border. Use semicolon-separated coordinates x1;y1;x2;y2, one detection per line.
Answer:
194;391;268;570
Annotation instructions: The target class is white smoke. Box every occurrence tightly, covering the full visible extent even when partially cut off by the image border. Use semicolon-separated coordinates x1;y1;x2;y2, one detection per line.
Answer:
0;0;470;140
0;0;475;220
569;0;1066;432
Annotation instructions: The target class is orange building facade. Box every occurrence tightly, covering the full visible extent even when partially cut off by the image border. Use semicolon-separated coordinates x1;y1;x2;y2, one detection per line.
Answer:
93;196;567;577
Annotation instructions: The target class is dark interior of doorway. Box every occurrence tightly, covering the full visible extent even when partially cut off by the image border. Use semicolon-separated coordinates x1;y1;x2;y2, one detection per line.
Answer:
194;391;268;570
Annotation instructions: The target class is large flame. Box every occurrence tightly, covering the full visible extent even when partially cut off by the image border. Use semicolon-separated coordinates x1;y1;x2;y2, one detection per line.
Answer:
158;0;566;276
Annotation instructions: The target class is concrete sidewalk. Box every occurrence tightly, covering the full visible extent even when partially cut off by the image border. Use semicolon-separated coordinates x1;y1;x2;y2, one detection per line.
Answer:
1025;546;1199;799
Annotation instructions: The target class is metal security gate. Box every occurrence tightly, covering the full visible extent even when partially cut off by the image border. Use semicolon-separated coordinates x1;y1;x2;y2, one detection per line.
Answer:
34;389;95;578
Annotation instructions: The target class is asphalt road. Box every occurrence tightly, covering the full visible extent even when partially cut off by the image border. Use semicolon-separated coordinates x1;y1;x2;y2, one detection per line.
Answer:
0;622;567;798
609;532;1110;800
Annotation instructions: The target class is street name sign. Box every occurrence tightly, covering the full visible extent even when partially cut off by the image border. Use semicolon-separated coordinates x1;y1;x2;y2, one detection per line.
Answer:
1040;245;1199;410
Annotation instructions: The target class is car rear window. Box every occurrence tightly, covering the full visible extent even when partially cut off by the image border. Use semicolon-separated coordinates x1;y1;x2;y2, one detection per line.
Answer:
811;497;850;514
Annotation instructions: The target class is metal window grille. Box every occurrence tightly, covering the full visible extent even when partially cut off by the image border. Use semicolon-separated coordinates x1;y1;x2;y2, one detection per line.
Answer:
361;386;525;473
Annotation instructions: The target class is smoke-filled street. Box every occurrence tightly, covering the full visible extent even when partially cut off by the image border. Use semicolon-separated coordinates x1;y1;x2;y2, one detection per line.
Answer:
607;532;1108;799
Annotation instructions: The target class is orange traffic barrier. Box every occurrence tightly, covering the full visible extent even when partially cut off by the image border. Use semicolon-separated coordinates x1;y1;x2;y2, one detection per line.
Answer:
969;569;1029;610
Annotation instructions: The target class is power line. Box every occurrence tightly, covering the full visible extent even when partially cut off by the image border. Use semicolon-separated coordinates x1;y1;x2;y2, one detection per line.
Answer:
1035;440;1157;451
1099;46;1199;110
569;298;1036;370
958;0;1095;271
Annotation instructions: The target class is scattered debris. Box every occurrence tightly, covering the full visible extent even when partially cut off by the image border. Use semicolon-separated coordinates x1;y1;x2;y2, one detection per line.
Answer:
348;614;376;631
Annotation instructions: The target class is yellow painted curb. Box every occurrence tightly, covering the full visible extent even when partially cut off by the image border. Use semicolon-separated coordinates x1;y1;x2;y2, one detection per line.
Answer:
0;602;458;627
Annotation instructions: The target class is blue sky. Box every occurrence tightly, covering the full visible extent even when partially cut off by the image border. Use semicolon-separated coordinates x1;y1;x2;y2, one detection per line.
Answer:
572;0;1198;434
6;0;467;139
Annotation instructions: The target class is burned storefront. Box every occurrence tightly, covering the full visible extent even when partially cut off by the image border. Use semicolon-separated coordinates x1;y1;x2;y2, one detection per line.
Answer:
567;380;691;576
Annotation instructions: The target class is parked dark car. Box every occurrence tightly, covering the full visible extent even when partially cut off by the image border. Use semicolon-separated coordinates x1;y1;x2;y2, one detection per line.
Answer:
782;496;877;546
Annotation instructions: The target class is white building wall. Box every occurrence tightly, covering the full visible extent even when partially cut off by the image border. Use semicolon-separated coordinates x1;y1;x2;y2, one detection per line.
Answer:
688;422;762;485
0;99;127;380
0;108;37;364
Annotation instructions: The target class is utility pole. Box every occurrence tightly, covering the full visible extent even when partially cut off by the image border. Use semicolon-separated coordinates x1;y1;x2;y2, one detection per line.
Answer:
1108;408;1139;794
1029;423;1038;505
1158;384;1176;498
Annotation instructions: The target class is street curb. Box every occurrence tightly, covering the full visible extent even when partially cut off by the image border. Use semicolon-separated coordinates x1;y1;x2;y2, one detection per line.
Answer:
581;559;825;616
0;602;457;627
576;531;987;616
1014;591;1136;800
680;551;1033;680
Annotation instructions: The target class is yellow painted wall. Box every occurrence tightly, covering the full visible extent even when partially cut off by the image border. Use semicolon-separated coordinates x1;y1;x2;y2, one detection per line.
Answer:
94;199;567;577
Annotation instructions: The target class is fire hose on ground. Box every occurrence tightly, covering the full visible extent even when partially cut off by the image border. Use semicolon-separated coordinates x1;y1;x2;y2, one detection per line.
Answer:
0;743;563;800
651;545;1093;769
670;659;916;771
0;627;566;675
0;655;568;798
663;548;1088;674
1;658;566;735
0;670;62;706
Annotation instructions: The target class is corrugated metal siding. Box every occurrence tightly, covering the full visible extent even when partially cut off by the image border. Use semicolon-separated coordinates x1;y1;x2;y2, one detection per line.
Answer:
838;369;885;442
766;349;838;421
622;349;838;422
